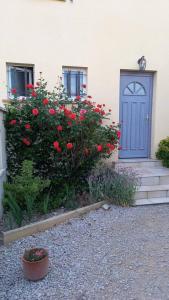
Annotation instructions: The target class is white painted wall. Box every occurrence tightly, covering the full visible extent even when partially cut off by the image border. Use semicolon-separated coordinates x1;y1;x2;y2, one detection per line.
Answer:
0;0;169;157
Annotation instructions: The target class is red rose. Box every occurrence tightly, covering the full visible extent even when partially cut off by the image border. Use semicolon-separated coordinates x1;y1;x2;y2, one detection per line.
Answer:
117;131;121;139
76;95;81;101
82;84;86;88
64;108;71;117
57;125;63;131
53;141;59;149
60;105;65;110
53;141;62;153
101;110;105;115
97;145;103;152
97;104;102;108
67;121;72;127
109;109;112;112
56;146;62;153
31;90;37;97
49;108;56;115
32;108;39;116
9;119;17;125
80;109;87;115
79;115;85;121
66;143;73;150
43;98;49;105
70;113;76;120
22;138;31;146
103;104;105;107
25;123;31;129
107;143;115;151
11;88;17;95
94;108;100;113
88;95;92;99
26;84;34;89
110;144;115;151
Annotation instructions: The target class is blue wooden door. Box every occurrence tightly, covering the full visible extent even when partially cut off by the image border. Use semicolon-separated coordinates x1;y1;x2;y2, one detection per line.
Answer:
119;73;153;158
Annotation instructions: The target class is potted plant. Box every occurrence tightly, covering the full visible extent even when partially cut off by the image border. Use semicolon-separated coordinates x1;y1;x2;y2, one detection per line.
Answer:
22;248;49;281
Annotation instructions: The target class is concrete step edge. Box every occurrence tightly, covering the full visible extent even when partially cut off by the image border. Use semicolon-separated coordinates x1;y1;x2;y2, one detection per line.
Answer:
134;197;169;206
138;184;169;192
116;159;160;163
139;174;169;179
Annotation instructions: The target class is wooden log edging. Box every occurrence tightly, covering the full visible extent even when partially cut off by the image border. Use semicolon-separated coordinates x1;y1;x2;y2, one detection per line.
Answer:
2;201;105;246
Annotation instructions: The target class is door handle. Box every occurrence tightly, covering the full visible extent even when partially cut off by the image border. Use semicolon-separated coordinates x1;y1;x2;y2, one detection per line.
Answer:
145;114;149;121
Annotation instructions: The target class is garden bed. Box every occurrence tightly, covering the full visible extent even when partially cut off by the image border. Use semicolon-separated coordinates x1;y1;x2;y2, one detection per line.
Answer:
0;201;105;246
0;207;67;232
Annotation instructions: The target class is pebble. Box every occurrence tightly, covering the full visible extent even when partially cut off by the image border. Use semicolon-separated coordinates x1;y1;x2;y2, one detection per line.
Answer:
1;205;169;299
102;203;111;210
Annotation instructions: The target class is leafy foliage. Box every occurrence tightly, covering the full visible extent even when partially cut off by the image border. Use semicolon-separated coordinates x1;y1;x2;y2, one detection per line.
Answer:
88;164;139;206
156;137;169;167
4;160;50;223
5;77;120;209
3;191;23;227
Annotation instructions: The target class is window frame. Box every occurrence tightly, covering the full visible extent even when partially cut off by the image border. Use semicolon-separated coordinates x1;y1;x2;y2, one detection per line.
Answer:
62;66;87;99
7;63;34;99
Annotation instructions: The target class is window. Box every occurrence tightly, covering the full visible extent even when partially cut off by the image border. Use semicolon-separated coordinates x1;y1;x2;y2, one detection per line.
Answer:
62;67;87;98
7;64;34;98
124;81;146;96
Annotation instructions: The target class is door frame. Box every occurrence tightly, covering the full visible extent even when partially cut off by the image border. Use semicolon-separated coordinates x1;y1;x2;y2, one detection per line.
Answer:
119;70;154;159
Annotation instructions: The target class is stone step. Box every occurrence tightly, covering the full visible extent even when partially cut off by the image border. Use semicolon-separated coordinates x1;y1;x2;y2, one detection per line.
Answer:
135;197;169;206
116;159;161;168
135;184;169;200
140;174;169;186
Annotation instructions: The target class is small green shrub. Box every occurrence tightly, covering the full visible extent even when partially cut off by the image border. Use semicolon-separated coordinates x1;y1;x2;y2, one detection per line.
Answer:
3;191;23;227
50;183;78;210
156;137;169;167
88;164;139;206
4;160;50;224
62;184;78;209
23;248;48;262
41;194;50;215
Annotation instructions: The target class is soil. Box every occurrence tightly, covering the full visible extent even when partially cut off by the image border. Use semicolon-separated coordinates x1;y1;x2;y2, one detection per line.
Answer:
0;192;94;232
0;207;67;232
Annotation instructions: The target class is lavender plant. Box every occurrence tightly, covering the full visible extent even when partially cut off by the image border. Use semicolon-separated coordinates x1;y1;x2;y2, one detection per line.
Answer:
88;164;139;206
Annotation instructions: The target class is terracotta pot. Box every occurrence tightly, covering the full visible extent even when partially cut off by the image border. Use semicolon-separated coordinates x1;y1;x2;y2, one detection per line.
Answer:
22;251;49;281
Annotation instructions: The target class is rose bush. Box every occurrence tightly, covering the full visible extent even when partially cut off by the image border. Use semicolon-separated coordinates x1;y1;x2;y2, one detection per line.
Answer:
5;77;120;205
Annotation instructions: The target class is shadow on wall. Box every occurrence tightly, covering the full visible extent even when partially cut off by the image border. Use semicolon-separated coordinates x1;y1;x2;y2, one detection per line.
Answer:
0;108;6;218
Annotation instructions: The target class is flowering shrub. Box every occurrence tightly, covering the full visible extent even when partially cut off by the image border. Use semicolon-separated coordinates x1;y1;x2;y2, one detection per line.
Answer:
5;77;120;200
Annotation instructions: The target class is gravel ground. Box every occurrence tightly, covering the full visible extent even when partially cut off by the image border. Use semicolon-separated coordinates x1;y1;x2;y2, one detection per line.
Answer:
1;205;169;300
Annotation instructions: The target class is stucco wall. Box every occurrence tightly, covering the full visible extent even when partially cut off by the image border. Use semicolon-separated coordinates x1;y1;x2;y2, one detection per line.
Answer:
0;0;169;157
0;108;6;218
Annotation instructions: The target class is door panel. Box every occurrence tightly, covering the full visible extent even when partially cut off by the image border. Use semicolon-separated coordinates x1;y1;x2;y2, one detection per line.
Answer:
119;73;153;158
